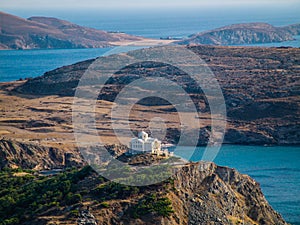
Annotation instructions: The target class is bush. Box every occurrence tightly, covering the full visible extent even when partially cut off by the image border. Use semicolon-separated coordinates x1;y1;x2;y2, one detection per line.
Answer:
65;193;82;205
100;202;110;208
2;217;19;225
0;167;93;223
92;182;140;200
69;209;79;218
132;195;174;218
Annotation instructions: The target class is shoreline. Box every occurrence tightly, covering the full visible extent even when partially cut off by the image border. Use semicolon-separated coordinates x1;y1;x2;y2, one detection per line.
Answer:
0;38;174;51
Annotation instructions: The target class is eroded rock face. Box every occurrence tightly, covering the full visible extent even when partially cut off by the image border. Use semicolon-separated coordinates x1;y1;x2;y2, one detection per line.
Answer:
0;139;84;170
178;22;300;45
1;152;287;225
83;162;288;225
168;162;287;225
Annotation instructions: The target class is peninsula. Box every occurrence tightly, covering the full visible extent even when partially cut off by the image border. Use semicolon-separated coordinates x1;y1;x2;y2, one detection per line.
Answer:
178;22;300;45
0;44;297;225
1;11;300;50
0;11;169;50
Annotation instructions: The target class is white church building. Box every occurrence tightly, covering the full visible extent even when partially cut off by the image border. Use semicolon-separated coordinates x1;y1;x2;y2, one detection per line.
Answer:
129;131;169;156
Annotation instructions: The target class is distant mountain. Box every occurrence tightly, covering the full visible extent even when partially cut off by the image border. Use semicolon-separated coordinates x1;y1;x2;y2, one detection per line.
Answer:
0;11;144;50
178;22;300;45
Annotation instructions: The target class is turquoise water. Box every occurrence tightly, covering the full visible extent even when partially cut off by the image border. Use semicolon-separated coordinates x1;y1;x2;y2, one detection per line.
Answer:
0;9;299;223
0;48;112;82
1;9;300;82
173;145;300;224
8;8;300;39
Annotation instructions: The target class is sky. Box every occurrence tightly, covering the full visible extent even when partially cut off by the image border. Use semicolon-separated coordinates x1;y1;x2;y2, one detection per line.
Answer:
1;0;300;10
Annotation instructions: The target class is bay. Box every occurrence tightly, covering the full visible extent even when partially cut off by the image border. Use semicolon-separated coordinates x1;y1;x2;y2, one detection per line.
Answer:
0;48;112;82
0;8;299;224
173;145;300;224
1;8;300;82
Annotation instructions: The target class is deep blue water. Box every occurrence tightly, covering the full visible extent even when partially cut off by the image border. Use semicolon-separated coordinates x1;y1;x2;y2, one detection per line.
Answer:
0;8;300;224
174;145;300;224
1;8;300;82
7;7;300;39
0;48;112;82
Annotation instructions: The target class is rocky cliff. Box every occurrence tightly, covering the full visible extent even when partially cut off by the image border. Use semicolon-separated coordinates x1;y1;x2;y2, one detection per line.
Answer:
169;162;287;225
178;22;300;45
0;139;84;170
91;162;288;225
0;11;144;50
2;162;286;225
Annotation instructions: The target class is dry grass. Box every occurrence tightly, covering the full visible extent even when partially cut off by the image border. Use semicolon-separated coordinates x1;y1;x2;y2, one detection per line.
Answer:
0;81;213;149
12;172;31;177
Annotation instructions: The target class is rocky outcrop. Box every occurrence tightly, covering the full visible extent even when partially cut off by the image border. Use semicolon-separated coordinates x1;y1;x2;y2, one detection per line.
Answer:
93;162;288;225
167;162;287;225
26;162;287;225
282;23;300;36
0;140;288;225
0;139;84;170
178;22;300;45
0;11;143;50
77;209;97;225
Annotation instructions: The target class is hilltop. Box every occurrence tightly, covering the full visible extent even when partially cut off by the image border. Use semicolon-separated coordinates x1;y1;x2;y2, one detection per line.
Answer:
1;12;299;49
0;162;288;225
7;45;300;146
0;11;167;50
178;22;300;45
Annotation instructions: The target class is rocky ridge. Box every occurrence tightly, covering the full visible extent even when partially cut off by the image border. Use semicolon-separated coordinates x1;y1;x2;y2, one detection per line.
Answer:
17;161;287;225
0;11;144;50
169;162;287;225
0;139;84;170
2;11;300;50
178;22;300;45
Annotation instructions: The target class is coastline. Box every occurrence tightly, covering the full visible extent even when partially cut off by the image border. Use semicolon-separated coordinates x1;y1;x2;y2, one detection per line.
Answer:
1;6;299;225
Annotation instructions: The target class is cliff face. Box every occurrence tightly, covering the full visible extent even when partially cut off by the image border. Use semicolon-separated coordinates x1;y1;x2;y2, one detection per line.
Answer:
92;162;288;225
283;23;300;36
0;139;84;170
0;11;143;50
178;23;300;45
169;162;287;225
12;162;287;225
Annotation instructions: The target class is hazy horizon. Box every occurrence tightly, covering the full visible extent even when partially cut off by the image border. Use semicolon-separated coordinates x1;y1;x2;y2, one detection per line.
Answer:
1;0;300;11
1;0;299;28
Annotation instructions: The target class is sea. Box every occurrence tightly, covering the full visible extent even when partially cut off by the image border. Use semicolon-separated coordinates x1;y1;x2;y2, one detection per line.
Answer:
0;7;300;224
174;145;300;224
1;7;300;82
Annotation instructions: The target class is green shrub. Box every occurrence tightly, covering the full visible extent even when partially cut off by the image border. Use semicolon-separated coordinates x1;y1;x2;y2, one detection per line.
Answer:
0;167;94;222
100;202;110;208
2;217;19;225
132;195;174;218
92;182;140;200
69;209;79;218
65;193;82;205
